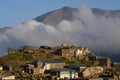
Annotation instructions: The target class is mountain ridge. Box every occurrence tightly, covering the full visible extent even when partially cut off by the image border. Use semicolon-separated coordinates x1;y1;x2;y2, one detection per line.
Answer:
34;6;77;26
34;6;120;26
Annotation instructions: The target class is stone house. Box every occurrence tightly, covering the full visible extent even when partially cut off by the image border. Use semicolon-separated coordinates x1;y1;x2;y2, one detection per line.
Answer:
3;65;13;72
25;60;66;75
96;56;111;69
49;68;78;79
113;62;120;71
58;47;91;61
23;46;40;54
82;66;104;78
68;64;88;77
8;49;18;54
25;64;35;74
59;47;75;60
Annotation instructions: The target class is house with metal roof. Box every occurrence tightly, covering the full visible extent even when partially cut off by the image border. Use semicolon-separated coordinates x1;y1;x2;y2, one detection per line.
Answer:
25;60;66;75
49;68;78;79
68;64;88;77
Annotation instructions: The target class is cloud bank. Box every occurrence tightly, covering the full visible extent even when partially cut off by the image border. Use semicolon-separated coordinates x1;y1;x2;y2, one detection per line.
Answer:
0;4;120;56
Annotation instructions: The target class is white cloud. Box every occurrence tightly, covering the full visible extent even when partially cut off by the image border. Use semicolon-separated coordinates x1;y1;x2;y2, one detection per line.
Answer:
0;4;120;56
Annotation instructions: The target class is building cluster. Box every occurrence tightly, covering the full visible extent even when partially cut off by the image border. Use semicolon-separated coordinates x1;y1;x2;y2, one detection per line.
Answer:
22;58;119;80
24;59;104;80
8;46;92;60
0;46;120;80
58;47;91;61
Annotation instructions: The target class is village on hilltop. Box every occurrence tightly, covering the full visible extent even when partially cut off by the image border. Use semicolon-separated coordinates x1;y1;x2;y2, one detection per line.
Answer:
0;42;120;80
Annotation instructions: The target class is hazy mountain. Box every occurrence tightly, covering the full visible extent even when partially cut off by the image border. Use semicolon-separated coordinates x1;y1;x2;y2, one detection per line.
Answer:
0;27;11;33
1;6;120;30
34;7;77;26
34;6;120;26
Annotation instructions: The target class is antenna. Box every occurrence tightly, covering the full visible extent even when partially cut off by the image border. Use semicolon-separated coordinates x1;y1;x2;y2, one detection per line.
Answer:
71;39;73;47
70;37;74;47
61;33;66;47
62;33;64;43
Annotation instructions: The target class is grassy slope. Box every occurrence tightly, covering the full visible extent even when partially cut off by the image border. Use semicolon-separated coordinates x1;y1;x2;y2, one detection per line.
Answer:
0;50;59;71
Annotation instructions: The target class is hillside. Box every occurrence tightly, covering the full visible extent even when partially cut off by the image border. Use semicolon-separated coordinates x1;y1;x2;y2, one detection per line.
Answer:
0;47;59;71
0;46;98;71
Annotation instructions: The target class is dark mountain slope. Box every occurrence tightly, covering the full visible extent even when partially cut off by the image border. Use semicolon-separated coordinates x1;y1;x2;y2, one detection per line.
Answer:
34;6;120;26
34;6;77;26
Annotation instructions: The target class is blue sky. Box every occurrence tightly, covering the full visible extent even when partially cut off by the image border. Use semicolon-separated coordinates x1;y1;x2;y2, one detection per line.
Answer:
0;0;120;28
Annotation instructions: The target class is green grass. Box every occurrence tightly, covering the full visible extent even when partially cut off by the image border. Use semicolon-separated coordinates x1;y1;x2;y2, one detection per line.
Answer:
21;54;32;61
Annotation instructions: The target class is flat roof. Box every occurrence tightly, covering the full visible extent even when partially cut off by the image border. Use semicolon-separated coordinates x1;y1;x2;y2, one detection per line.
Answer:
50;68;76;72
69;64;88;67
96;56;107;59
43;60;65;64
31;60;65;64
